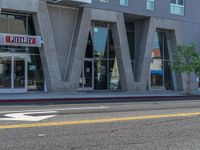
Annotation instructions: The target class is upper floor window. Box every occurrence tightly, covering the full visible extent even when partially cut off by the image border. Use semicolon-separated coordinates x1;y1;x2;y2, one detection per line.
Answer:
170;0;184;15
147;0;154;10
99;0;109;3
120;0;129;6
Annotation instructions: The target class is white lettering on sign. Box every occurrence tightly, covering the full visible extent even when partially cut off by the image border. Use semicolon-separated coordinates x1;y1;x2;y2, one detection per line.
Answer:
5;36;36;45
0;111;57;122
0;33;42;47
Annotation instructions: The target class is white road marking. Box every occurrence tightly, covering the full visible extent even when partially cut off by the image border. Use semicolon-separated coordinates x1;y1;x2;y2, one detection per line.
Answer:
0;111;57;122
0;106;109;114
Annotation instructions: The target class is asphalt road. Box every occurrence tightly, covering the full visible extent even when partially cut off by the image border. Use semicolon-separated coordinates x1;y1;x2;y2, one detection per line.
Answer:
0;99;200;150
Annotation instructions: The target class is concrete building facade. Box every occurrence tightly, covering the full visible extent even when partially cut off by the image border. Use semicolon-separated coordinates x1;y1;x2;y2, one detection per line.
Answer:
0;0;199;93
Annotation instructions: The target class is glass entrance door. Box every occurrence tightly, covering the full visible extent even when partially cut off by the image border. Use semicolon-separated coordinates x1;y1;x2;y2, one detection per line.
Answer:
79;59;94;90
0;54;27;93
14;56;26;90
0;56;12;90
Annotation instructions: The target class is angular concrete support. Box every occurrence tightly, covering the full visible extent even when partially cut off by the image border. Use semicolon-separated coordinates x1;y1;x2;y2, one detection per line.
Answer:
171;30;185;91
166;31;179;91
135;18;156;90
111;13;135;90
65;8;135;91
137;17;183;91
65;8;92;90
33;1;70;92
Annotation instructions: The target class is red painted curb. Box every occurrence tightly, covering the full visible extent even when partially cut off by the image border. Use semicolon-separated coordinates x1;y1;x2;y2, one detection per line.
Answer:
0;95;199;104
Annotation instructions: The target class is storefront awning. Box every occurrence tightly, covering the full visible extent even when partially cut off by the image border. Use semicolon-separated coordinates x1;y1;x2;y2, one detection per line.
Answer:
151;70;163;75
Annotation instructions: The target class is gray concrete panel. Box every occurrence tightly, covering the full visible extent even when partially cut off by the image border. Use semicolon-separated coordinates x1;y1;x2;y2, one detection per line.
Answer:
134;19;150;83
91;9;118;22
65;8;92;90
48;5;78;80
33;1;70;92
136;18;156;90
166;31;178;91
0;0;39;12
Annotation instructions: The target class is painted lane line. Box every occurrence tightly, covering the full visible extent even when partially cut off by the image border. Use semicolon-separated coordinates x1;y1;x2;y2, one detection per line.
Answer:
0;111;57;122
0;106;109;114
0;111;200;129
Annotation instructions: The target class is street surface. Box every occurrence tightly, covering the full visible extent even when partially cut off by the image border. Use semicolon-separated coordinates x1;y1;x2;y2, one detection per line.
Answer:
0;99;200;150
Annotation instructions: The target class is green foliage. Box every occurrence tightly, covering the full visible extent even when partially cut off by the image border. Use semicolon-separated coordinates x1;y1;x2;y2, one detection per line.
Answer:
172;43;198;73
194;55;200;76
172;43;200;95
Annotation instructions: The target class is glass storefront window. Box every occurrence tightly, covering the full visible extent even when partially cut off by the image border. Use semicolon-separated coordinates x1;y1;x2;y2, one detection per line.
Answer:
28;54;44;91
94;59;108;90
109;59;120;90
0;56;12;89
93;27;108;59
80;22;121;90
126;22;135;76
150;31;174;90
85;33;93;58
0;13;29;34
0;14;9;33
8;15;26;34
109;29;116;59
0;12;45;92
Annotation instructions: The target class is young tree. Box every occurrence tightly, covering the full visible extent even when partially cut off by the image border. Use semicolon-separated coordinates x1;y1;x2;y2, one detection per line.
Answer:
172;43;198;95
194;55;200;76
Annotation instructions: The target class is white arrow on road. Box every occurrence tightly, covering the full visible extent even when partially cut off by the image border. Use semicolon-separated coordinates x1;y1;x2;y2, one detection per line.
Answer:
0;111;57;122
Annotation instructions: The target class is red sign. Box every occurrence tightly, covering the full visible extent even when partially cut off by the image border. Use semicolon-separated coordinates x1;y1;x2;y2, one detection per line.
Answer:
5;36;36;45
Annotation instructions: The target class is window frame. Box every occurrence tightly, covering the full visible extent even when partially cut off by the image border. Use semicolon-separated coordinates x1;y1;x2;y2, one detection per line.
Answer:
98;0;110;3
120;0;129;6
170;0;185;16
171;0;184;6
146;0;155;11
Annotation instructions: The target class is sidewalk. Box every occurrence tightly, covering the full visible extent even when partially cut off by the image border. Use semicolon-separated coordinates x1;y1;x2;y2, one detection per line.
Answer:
0;91;200;104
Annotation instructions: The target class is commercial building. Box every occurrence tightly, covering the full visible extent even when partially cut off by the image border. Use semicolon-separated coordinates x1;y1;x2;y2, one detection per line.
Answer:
0;0;199;93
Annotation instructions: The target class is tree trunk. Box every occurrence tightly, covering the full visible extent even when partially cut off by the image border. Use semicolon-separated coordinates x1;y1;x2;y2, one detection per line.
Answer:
187;73;191;95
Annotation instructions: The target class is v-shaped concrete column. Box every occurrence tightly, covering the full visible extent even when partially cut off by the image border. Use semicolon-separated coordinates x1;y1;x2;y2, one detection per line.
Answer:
111;13;135;90
65;8;135;91
136;17;183;91
33;1;71;91
65;8;92;90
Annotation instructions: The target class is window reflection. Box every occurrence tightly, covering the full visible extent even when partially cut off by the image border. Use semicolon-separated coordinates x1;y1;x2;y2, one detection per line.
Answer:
0;13;45;91
0;13;27;34
150;31;174;90
28;54;44;91
81;22;121;90
94;59;107;90
0;56;12;89
109;58;120;90
93;27;108;59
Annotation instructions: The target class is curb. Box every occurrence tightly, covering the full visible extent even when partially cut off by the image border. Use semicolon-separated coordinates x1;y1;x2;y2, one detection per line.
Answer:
0;95;200;105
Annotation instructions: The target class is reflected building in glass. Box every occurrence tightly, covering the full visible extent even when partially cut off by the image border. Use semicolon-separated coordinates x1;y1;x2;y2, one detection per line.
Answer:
150;31;174;90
